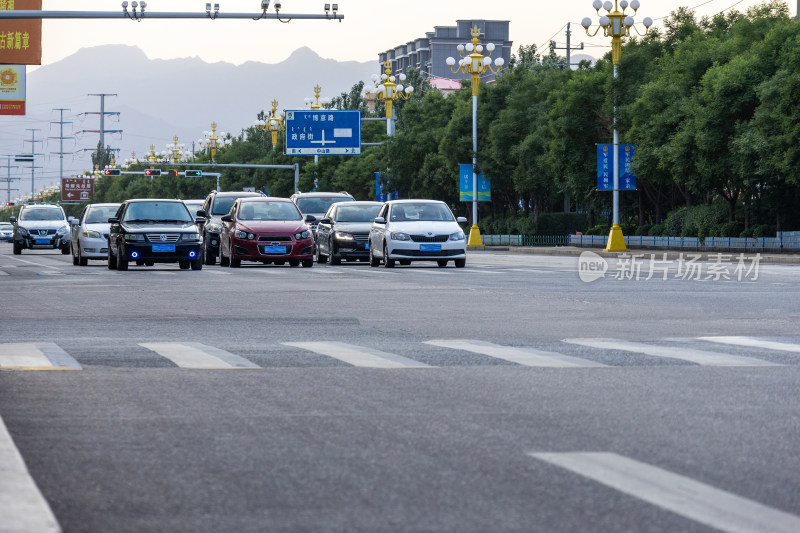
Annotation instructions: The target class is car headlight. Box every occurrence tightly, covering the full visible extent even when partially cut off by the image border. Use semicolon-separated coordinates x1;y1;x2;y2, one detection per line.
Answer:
390;231;410;241
334;231;354;241
235;230;255;240
57;225;69;235
124;234;144;242
449;230;466;241
182;232;202;242
295;230;310;240
18;227;29;236
83;230;102;239
206;223;221;233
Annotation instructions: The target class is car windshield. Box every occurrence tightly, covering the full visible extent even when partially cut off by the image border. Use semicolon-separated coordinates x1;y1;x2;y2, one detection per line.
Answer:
85;206;120;224
212;197;239;215
239;202;301;221
296;197;349;214
122;202;193;223
335;205;382;222
19;208;64;221
184;201;204;214
390;203;455;222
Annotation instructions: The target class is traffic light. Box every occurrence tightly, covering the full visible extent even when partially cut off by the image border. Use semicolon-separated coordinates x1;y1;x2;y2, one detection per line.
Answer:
184;170;202;177
144;169;162;177
168;170;179;178
103;169;121;176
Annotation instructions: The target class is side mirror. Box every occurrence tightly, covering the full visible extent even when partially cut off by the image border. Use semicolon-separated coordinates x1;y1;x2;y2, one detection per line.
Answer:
374;217;386;224
195;217;206;226
67;216;74;222
108;217;120;224
319;217;332;225
9;216;15;223
456;217;468;224
70;218;80;226
197;209;208;217
220;214;233;223
304;214;317;223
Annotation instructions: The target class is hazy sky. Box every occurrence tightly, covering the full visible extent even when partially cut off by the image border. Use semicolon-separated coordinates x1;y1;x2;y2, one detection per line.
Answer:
36;0;785;68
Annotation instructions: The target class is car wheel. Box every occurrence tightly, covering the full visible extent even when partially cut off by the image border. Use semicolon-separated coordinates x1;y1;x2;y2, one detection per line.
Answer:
382;243;395;268
454;258;466;268
72;244;80;266
369;243;380;267
289;259;300;267
437;260;448;268
302;259;313;268
315;243;327;264
204;238;216;265
108;245;117;270
219;247;230;267
78;246;88;266
330;240;341;265
61;244;70;255
116;249;129;271
12;240;21;255
229;245;241;268
191;258;203;270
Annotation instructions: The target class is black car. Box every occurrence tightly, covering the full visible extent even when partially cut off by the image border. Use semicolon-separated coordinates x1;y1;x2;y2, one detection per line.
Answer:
315;201;383;264
200;190;266;265
107;199;205;271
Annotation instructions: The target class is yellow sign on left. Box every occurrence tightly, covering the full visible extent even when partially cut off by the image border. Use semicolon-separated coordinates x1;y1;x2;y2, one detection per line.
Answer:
0;0;42;65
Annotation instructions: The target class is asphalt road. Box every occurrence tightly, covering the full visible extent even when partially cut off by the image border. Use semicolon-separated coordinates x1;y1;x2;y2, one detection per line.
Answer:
1;244;799;533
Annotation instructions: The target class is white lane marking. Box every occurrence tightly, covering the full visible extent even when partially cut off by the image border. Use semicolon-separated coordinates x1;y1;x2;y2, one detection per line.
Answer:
530;452;800;533
3;256;60;269
203;270;231;275
425;339;606;367
0;271;7;276
460;269;503;274
699;336;800;353
139;342;260;369
0;343;82;370
0;415;62;533
505;268;558;273
283;341;430;369
36;271;64;276
563;338;777;367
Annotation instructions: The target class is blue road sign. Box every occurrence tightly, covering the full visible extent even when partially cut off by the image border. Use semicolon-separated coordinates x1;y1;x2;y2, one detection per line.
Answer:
597;144;636;191
459;163;490;201
285;110;361;155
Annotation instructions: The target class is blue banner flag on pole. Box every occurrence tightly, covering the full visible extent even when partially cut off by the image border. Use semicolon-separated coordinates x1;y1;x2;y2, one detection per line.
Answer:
597;144;636;191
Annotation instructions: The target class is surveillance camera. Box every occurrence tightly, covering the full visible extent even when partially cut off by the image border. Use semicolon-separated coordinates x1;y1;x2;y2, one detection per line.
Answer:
261;0;270;9
275;1;281;10
122;1;128;7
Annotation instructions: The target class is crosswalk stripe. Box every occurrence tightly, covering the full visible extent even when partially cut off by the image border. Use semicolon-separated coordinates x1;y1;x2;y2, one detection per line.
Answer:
425;339;606;367
0;271;8;276
203;270;231;275
529;452;800;533
36;271;64;276
699;336;800;353
0;415;62;532
139;342;260;369
283;341;431;368
563;338;777;367
0;342;82;370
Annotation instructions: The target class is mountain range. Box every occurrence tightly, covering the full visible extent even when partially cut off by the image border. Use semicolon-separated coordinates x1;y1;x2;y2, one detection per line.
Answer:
1;45;376;199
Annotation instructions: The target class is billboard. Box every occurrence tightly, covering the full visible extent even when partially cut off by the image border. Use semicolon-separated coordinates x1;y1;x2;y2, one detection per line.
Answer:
0;0;42;65
0;64;24;115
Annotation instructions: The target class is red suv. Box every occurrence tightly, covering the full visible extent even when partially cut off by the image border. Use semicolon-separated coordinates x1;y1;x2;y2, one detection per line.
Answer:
219;197;315;267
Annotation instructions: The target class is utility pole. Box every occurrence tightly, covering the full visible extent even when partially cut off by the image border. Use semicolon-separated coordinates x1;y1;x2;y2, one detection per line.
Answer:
0;156;19;206
50;108;74;185
551;22;584;68
23;129;43;196
79;93;122;158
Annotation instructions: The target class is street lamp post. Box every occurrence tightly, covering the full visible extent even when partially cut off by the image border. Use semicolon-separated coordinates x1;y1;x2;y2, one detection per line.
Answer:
304;85;331;111
166;136;191;164
446;25;504;247
197;122;232;163
363;60;414;136
582;0;652;252
254;100;285;150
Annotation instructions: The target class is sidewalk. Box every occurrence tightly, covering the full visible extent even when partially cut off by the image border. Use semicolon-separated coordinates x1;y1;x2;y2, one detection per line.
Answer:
468;245;800;265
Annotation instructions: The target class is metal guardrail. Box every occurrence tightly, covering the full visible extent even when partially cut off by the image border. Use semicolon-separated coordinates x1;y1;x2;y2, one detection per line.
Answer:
483;235;570;247
568;234;800;251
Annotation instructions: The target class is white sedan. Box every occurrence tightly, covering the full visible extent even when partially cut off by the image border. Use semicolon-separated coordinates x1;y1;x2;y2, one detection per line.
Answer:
70;203;121;265
369;200;468;268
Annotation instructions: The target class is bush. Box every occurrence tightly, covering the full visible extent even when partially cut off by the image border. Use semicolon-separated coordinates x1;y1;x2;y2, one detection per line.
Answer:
718;221;743;237
648;224;665;236
636;224;652;236
752;224;776;238
739;227;755;238
585;224;610;236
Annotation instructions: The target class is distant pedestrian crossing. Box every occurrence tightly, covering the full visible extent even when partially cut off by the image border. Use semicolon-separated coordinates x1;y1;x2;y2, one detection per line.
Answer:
1;336;798;372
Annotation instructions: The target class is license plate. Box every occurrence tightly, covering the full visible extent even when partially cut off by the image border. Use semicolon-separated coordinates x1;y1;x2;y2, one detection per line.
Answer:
420;244;441;252
263;245;286;254
152;244;175;252
35;238;50;244
365;241;369;250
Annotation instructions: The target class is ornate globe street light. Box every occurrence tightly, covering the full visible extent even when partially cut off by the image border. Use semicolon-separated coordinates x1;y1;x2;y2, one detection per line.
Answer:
197;122;232;163
363;60;414;136
166;136;191;164
582;0;652;252
254;100;285;150
446;25;504;247
304;85;331;110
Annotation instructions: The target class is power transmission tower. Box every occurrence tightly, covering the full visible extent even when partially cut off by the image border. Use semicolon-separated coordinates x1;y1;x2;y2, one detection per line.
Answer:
0;156;20;206
78;93;122;157
50;108;75;184
23;129;44;196
551;22;584;68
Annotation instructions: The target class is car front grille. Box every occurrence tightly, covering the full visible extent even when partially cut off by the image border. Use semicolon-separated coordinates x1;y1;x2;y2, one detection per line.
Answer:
31;229;56;236
145;234;180;243
352;232;369;243
410;234;449;243
257;236;292;242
